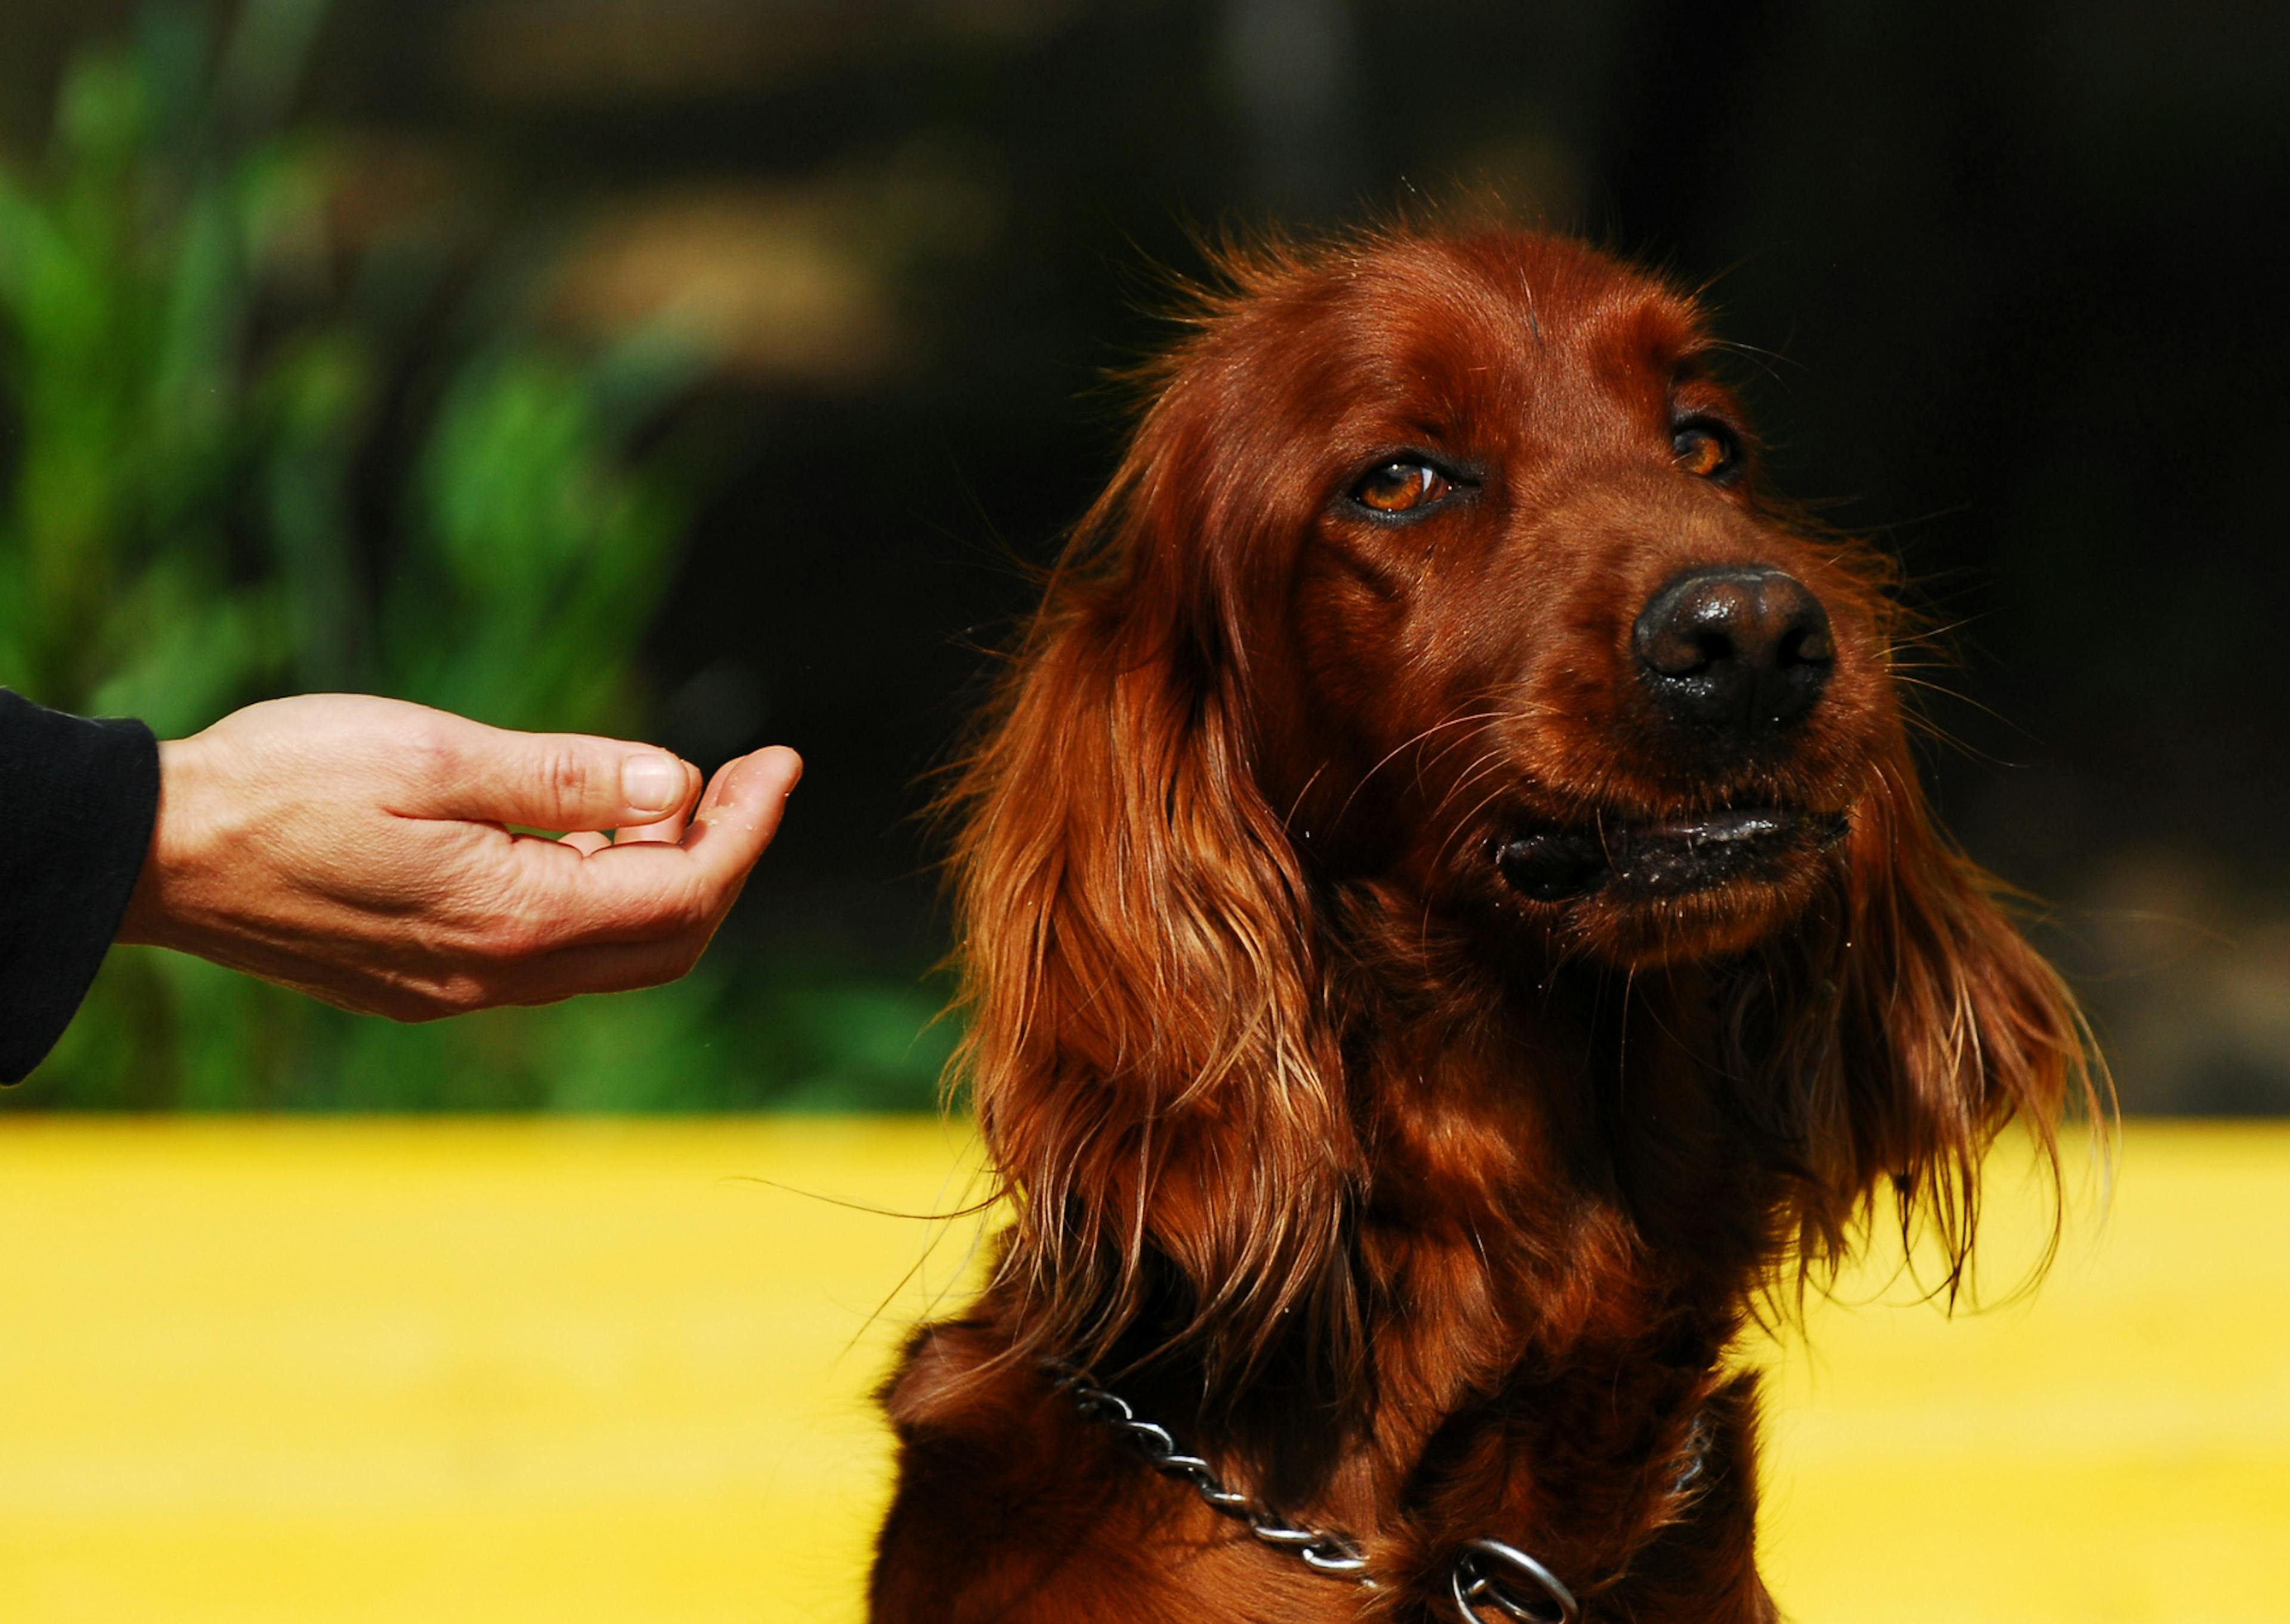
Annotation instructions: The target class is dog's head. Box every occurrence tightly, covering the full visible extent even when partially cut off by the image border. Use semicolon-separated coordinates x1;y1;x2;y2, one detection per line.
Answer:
1114;230;1905;965
949;227;2096;1375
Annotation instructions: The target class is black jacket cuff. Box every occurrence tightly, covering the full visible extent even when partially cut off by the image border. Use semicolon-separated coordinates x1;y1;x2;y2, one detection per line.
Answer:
1;690;162;1084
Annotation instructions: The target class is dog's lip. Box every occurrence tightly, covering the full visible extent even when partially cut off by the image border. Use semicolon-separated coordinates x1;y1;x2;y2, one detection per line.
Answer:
1493;805;1848;903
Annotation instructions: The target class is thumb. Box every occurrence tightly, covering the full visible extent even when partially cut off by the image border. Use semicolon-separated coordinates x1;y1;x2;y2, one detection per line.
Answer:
411;718;701;832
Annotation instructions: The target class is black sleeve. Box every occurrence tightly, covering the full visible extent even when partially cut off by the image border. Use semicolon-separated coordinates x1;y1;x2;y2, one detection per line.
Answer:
1;689;162;1084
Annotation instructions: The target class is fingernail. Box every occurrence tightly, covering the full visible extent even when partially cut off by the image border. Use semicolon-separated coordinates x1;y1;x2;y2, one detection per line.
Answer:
623;753;684;813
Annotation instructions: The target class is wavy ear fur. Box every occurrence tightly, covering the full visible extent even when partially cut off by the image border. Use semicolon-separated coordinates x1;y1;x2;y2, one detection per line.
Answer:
943;440;1360;1389
1729;748;2105;1301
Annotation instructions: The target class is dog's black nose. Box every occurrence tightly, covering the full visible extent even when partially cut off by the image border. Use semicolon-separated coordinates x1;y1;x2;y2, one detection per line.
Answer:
1633;566;1833;741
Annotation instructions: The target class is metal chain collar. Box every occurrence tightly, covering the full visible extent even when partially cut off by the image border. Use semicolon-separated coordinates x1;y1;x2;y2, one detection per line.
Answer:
1045;1363;1720;1624
1047;1364;1376;1582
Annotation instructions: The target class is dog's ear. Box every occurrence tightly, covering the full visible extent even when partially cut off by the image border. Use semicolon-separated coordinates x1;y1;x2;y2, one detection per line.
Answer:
943;434;1359;1389
1731;753;2102;1298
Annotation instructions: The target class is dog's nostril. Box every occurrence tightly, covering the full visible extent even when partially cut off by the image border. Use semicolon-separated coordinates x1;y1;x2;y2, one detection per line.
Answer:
1777;622;1833;668
1685;630;1733;674
1633;565;1834;742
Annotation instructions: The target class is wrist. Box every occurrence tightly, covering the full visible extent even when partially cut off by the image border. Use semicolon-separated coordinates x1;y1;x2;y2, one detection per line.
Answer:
115;736;215;952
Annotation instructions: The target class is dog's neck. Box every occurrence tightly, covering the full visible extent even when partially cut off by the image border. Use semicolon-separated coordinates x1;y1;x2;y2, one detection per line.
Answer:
1232;884;1785;1527
1334;879;1786;1304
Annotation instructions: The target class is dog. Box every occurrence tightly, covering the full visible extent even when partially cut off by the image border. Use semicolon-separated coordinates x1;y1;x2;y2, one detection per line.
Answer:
869;226;2096;1623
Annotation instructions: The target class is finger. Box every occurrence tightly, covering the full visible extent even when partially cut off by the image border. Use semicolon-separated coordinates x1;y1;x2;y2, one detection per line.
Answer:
502;746;802;952
612;805;689;845
406;714;703;832
692;745;803;833
557;830;612;856
682;746;802;877
490;929;717;1005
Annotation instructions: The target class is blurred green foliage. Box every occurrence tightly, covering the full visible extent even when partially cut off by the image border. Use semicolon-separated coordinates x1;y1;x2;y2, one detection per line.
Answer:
0;1;949;1111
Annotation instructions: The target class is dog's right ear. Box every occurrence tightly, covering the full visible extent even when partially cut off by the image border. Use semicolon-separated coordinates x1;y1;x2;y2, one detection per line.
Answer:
1729;742;2106;1305
942;429;1360;1392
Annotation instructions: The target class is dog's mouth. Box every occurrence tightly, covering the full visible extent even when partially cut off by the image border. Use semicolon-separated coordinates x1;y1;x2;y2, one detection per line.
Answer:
1494;805;1849;903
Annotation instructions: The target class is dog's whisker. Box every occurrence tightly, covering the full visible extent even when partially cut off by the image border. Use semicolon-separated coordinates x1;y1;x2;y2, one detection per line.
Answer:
1329;710;1511;830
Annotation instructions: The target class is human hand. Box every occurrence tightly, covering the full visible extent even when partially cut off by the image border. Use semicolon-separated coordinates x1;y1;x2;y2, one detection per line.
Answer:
115;695;801;1019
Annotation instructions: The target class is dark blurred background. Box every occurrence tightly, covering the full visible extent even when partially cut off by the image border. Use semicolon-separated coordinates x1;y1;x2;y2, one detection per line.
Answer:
4;0;2285;1113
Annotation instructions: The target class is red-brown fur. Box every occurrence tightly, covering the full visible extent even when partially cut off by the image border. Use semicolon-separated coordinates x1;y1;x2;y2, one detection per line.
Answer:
871;227;2097;1623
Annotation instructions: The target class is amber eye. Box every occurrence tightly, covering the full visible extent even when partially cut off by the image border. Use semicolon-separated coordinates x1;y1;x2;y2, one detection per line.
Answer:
1673;422;1741;481
1351;460;1452;515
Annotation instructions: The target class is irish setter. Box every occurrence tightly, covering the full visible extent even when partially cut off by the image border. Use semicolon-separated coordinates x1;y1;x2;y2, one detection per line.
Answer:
871;227;2095;1623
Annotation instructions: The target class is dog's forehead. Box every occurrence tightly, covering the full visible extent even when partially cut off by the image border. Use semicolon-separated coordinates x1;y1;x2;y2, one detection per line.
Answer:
1313;236;1708;427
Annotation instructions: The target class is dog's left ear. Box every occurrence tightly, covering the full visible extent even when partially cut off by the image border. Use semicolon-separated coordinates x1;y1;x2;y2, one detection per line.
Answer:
1739;755;2102;1289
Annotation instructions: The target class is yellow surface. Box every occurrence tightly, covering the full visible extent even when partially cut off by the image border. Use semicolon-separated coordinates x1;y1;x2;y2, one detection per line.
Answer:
0;1118;2282;1623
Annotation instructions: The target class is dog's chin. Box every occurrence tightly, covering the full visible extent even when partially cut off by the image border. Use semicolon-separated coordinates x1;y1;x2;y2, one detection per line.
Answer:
1491;805;1849;965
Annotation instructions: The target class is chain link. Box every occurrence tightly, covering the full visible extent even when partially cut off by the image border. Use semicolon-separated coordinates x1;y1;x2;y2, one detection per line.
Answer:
1450;1538;1579;1623
1670;1413;1713;1496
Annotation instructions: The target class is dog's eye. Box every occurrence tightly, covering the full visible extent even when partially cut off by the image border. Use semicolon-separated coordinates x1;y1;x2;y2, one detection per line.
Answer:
1352;461;1452;515
1672;422;1741;481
